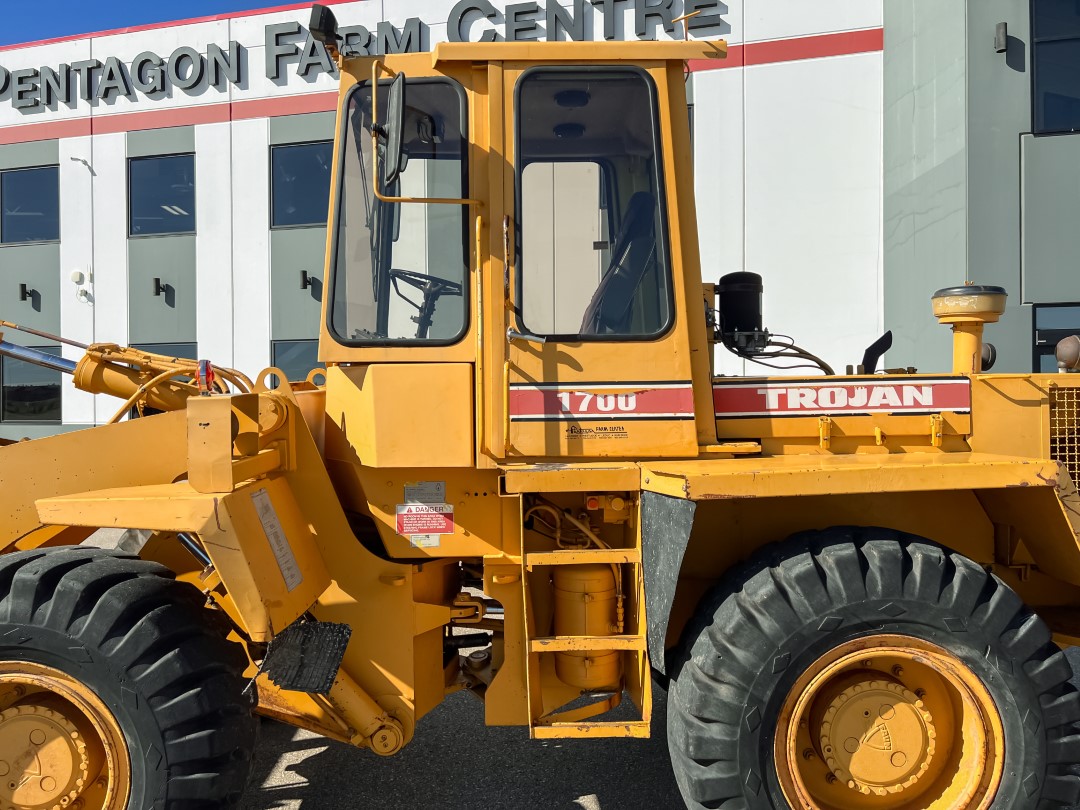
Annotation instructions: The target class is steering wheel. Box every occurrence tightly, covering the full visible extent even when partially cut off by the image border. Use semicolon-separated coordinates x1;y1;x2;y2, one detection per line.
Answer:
388;269;464;339
388;268;463;299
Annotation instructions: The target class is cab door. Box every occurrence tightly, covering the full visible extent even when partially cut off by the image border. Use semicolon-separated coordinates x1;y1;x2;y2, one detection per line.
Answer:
501;64;699;459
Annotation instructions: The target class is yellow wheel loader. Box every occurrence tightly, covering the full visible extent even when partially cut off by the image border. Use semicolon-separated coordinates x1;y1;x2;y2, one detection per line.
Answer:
2;6;1080;808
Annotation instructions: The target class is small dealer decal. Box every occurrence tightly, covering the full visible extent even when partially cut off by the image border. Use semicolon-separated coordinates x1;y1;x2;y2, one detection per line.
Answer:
714;377;972;418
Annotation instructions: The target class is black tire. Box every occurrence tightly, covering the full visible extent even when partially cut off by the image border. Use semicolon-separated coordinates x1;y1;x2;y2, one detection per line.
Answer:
0;547;257;809
667;527;1080;809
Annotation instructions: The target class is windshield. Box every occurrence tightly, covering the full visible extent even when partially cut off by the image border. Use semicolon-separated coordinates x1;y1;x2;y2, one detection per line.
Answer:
329;79;468;344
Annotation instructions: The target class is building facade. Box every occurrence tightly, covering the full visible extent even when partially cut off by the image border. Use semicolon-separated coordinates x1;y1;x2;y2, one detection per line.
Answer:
884;0;1080;376
0;0;887;439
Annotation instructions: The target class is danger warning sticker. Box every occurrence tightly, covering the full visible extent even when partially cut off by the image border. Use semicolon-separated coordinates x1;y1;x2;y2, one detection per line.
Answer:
396;503;455;536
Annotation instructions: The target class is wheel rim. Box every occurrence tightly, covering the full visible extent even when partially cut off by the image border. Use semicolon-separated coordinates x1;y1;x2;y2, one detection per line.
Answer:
775;635;1004;810
0;662;130;810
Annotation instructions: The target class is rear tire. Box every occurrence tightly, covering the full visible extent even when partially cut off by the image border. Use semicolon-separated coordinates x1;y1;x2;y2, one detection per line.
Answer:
0;547;256;809
666;527;1080;809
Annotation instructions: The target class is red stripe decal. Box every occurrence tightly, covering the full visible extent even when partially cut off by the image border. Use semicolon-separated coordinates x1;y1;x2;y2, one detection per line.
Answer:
713;379;972;418
688;28;883;73
510;385;694;421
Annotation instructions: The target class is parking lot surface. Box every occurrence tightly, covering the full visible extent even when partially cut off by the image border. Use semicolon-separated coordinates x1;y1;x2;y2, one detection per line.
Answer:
241;651;1080;809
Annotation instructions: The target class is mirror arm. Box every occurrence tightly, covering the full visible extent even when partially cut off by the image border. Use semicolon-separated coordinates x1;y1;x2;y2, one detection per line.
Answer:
369;59;482;207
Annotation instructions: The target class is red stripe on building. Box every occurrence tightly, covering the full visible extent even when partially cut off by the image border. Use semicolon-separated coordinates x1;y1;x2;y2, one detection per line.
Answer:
510;385;695;420
232;92;338;120
0;117;91;145
688;28;883;73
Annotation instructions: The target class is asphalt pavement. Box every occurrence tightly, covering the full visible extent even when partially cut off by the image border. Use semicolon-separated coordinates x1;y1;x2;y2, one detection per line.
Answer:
239;650;1080;810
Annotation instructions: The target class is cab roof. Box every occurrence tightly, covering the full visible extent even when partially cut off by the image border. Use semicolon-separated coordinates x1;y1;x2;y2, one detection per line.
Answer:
429;39;727;66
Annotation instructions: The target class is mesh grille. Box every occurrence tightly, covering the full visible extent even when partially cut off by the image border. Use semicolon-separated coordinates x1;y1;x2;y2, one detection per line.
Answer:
1050;385;1080;483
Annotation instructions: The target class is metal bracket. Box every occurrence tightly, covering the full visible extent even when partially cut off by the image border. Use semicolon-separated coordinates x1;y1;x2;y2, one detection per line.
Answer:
152;277;167;297
818;416;832;450
930;414;944;448
18;283;32;302
301;270;314;290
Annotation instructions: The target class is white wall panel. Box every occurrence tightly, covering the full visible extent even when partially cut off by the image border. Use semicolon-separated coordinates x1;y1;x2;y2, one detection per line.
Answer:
195;121;234;368
88;132;128;422
230;118;271;376
58;136;96;424
742;51;883;375
744;0;882;42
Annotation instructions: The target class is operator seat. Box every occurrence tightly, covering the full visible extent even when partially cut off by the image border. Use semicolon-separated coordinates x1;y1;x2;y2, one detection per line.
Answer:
579;191;657;335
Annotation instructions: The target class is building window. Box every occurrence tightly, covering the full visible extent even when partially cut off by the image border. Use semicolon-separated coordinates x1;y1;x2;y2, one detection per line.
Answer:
131;343;198;361
271;142;333;228
1;166;59;244
129;154;196;236
271;340;320;384
1033;304;1080;371
1;346;61;423
1033;0;1080;133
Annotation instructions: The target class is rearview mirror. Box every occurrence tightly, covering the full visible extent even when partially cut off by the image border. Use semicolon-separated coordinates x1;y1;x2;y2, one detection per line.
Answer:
382;71;407;188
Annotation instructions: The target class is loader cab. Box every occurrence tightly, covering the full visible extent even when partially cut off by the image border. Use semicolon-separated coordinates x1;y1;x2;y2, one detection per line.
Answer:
319;44;725;468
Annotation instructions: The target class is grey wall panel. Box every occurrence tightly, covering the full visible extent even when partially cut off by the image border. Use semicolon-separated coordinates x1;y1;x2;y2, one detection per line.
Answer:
1022;134;1080;304
269;112;335;146
270;228;325;340
128;235;197;344
0;243;61;344
0;140;59;170
966;0;1030;308
127;126;195;158
0;423;85;441
884;0;968;374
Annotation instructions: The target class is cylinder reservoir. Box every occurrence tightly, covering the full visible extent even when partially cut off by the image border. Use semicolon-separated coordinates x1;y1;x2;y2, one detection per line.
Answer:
552;564;621;690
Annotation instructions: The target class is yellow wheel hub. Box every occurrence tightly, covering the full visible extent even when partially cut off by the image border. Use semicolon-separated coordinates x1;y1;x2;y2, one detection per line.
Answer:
819;679;935;795
775;635;1004;810
0;662;130;810
0;704;89;808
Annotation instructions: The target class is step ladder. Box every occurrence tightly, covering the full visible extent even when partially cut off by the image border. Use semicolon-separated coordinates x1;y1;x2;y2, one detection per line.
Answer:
522;546;652;739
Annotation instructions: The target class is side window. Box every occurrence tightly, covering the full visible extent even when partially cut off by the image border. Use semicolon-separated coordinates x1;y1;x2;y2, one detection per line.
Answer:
129;154;196;236
271;339;320;383
271;141;333;228
1;347;61;423
1033;0;1080;133
517;69;671;339
1;166;59;244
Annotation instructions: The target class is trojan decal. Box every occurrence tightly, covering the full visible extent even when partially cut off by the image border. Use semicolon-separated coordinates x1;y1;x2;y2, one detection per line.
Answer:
713;378;972;418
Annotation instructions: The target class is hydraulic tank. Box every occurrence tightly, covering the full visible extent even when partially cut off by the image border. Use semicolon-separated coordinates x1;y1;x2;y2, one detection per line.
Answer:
552;564;621;690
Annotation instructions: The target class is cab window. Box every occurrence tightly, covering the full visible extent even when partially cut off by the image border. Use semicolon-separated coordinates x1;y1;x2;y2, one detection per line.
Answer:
517;69;671;339
329;79;468;345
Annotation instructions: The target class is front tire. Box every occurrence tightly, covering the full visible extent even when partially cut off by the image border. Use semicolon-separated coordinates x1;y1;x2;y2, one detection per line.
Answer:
0;547;257;809
667;528;1080;809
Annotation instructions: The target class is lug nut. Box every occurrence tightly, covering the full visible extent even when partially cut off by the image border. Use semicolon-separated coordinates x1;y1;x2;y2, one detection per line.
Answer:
891;665;904;677
802;748;816;760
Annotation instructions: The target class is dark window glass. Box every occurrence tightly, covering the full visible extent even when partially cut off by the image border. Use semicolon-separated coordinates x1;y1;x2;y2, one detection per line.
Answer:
1032;303;1080;370
1;346;61;422
1033;0;1080;132
517;70;671;339
1;166;59;244
129;154;196;236
272;142;333;228
1034;0;1080;39
130;343;198;360
271;339;321;383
